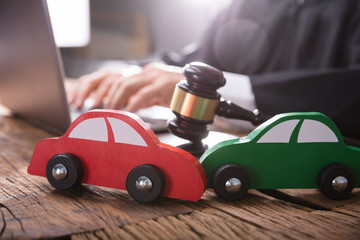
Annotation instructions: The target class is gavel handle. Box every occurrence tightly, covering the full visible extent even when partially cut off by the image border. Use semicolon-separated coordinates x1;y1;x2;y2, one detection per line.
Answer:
216;99;269;125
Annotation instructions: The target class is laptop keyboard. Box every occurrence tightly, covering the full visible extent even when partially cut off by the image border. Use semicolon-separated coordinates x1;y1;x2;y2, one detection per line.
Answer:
70;99;173;132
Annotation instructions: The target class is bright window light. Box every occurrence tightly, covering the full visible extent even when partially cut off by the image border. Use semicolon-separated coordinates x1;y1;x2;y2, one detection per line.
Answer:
47;0;90;47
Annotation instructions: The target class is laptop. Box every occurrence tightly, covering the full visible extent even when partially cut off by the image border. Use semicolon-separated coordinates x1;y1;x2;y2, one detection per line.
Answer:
0;0;171;134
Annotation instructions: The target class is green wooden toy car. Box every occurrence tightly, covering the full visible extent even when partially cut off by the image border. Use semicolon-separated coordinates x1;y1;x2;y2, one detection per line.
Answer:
200;112;360;201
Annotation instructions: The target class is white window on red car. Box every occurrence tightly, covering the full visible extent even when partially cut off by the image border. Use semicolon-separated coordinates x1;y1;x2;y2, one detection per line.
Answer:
108;117;147;147
69;117;108;142
298;119;338;143
257;120;300;143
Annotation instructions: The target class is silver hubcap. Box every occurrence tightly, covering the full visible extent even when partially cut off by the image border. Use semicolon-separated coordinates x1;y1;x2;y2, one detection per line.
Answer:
136;176;152;192
225;177;242;194
52;164;68;180
332;176;348;192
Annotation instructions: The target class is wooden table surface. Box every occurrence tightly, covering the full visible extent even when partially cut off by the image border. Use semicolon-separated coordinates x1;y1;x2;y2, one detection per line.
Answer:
0;114;359;240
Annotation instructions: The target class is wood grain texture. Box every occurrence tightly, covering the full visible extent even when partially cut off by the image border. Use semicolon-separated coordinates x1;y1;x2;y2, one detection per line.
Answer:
73;190;360;240
0;115;360;240
262;188;360;210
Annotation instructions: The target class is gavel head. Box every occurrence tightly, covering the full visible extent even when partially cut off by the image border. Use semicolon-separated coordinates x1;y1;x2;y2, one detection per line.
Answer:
168;62;225;142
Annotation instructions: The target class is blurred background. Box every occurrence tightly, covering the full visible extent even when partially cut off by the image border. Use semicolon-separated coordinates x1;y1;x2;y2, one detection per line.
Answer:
48;0;231;78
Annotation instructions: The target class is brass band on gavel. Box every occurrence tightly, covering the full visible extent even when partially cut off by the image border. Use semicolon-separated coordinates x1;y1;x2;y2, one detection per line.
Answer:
170;86;219;122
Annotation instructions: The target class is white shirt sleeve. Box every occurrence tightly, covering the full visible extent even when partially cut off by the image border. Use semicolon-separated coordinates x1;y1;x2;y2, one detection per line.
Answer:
213;71;257;132
219;71;256;110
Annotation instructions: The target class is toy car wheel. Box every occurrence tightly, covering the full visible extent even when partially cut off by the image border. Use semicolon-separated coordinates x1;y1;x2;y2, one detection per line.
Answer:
212;163;250;201
46;153;84;190
318;163;355;200
126;164;165;203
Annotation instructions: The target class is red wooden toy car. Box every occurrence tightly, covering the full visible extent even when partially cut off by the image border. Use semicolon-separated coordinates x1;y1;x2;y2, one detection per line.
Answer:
28;110;207;203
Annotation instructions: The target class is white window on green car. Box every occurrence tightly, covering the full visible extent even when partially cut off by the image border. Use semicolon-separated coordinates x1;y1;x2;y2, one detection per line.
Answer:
257;120;300;143
69;117;108;142
108;117;147;147
298;119;338;143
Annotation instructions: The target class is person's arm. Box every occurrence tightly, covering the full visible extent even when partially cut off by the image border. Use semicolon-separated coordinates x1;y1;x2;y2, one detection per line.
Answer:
249;66;360;140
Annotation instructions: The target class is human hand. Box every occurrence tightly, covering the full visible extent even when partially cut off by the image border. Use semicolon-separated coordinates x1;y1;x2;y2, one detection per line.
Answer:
67;68;123;109
68;63;184;112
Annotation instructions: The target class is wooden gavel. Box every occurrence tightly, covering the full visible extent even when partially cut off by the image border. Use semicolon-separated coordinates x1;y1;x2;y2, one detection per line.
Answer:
167;62;268;156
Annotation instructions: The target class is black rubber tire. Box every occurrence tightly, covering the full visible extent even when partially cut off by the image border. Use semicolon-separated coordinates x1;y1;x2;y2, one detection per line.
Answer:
126;164;165;203
212;163;250;201
318;163;355;200
46;153;84;190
